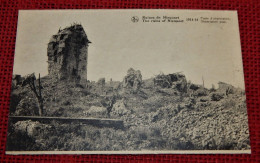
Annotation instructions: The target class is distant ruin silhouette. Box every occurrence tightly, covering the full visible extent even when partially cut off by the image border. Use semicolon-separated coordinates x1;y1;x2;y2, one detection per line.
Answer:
47;24;91;82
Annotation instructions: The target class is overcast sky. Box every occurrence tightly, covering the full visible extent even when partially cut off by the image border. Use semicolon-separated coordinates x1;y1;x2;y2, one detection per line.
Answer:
13;10;245;88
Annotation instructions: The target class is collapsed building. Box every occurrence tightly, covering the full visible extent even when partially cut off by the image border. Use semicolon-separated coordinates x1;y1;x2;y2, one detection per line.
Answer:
154;73;187;92
47;24;91;82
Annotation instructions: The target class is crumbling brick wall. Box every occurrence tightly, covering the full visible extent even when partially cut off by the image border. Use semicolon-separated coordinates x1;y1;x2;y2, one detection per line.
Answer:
47;24;91;82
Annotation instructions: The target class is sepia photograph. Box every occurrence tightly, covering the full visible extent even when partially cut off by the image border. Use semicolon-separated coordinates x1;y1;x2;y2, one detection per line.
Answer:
6;10;250;154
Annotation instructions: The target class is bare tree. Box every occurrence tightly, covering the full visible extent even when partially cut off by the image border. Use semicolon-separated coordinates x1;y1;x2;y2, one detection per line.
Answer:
22;73;44;116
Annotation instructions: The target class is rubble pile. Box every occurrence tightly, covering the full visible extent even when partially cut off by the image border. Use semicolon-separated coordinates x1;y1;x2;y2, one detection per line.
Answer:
13;120;52;138
154;73;187;92
149;94;250;150
8;68;250;151
122;68;142;91
110;100;130;118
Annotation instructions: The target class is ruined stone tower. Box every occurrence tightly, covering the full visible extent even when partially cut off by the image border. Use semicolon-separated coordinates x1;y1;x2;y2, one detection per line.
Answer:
47;24;91;82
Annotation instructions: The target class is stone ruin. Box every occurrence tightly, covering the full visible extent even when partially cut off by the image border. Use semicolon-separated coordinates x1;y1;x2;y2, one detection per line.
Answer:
47;24;91;82
218;82;235;93
217;81;244;96
154;73;187;92
123;68;142;91
12;74;24;87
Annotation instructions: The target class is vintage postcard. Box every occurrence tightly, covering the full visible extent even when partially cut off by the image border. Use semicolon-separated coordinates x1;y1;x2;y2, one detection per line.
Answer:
6;10;250;154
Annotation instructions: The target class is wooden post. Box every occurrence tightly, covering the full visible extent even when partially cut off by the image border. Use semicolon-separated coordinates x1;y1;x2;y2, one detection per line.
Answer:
202;76;205;88
38;73;44;116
